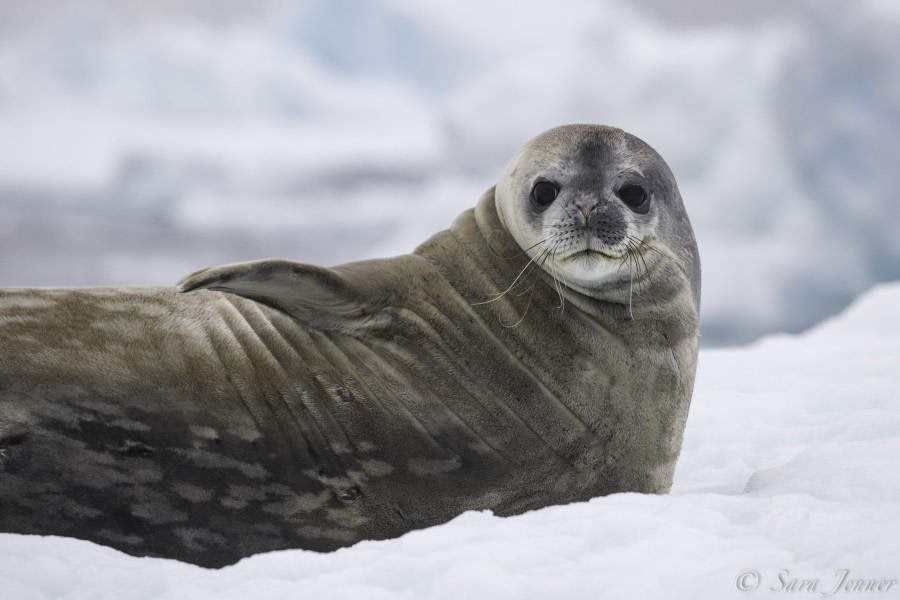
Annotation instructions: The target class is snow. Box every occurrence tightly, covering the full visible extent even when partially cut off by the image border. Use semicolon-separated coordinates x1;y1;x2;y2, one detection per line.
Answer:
0;0;898;345
2;281;898;599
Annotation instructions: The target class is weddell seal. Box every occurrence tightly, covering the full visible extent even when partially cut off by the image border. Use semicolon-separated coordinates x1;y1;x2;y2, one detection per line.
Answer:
0;124;700;567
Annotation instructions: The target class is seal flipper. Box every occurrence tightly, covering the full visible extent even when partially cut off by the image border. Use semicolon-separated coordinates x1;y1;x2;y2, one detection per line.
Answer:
177;258;402;332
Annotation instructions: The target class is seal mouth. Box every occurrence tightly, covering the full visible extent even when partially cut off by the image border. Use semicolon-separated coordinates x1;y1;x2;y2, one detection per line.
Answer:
562;249;623;262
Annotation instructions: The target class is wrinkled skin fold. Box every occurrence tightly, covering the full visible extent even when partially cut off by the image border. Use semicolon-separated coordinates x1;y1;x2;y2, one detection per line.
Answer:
0;126;699;568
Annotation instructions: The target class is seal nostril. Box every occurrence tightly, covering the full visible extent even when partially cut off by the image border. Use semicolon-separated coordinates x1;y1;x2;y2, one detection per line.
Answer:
578;205;591;223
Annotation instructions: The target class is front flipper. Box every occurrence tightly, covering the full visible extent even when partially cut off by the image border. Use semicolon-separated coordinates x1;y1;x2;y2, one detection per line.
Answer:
178;257;422;333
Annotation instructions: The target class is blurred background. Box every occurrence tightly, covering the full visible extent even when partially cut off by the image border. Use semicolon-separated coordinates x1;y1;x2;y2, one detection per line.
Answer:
0;0;897;346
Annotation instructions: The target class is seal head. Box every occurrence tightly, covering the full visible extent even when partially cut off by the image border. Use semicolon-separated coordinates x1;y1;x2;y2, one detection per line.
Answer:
496;125;700;310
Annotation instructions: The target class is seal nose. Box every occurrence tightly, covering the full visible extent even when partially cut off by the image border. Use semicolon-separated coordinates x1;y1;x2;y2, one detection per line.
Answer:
578;204;593;224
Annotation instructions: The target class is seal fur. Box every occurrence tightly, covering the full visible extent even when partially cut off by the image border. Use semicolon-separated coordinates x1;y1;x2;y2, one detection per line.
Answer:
0;124;700;567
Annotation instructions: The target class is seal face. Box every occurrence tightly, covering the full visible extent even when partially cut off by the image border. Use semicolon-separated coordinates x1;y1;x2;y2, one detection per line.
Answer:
496;125;699;305
0;125;700;568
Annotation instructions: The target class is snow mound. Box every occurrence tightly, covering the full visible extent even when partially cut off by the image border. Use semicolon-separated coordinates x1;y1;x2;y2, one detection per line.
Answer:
2;281;899;599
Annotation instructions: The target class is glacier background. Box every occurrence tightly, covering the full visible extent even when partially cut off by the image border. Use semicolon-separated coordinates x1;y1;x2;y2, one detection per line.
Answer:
0;0;898;345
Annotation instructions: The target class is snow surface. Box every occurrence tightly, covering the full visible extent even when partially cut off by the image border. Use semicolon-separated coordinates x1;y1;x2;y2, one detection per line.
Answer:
2;281;898;600
0;0;899;345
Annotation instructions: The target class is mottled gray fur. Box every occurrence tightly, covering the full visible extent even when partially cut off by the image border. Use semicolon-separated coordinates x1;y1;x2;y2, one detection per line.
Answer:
0;125;699;567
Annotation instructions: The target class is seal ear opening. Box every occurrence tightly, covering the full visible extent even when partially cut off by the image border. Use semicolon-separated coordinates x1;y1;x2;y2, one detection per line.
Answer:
178;259;381;332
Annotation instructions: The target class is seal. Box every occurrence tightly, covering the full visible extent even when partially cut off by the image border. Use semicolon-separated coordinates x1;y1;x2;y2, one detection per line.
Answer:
0;124;700;568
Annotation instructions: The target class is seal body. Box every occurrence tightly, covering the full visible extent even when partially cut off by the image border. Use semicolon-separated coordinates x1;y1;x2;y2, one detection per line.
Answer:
0;125;700;567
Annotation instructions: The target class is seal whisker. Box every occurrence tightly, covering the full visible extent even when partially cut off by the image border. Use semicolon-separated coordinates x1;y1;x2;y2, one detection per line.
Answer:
623;235;655;295
627;248;638;320
499;280;538;328
630;239;653;298
626;235;651;271
515;282;537;297
471;237;557;306
506;241;563;325
542;240;567;312
632;235;689;281
627;269;635;319
497;239;565;325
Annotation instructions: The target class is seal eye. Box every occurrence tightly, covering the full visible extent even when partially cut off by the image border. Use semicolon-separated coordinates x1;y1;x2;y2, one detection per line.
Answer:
531;180;559;209
617;184;649;212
